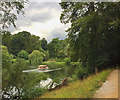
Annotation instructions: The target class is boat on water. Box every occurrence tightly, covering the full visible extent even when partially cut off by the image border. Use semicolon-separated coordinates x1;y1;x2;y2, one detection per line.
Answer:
38;65;48;70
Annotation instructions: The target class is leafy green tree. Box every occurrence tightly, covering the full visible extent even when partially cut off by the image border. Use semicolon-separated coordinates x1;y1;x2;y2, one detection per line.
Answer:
18;50;28;60
11;31;31;55
57;50;66;59
2;45;11;68
60;2;120;72
48;38;60;58
2;31;12;53
2;58;48;99
2;45;11;89
43;50;49;61
41;38;48;51
29;34;41;52
29;50;43;66
10;31;42;55
2;46;48;98
64;57;71;64
2;31;49;59
37;47;49;61
48;38;66;59
0;1;27;30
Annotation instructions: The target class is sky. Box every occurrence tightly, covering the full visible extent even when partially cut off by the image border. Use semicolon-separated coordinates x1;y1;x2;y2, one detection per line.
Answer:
9;2;70;42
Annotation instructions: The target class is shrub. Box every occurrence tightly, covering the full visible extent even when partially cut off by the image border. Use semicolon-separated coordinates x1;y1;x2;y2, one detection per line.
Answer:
11;59;17;64
29;50;43;66
55;58;64;62
26;60;30;66
49;58;56;61
18;50;28;59
77;59;81;62
75;64;88;79
24;87;47;98
71;74;77;81
64;58;71;64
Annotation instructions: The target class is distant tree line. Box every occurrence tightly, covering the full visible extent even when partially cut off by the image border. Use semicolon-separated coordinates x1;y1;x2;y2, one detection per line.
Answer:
2;31;69;62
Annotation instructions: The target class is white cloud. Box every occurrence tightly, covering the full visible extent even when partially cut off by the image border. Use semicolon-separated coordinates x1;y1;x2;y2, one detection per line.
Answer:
9;2;70;42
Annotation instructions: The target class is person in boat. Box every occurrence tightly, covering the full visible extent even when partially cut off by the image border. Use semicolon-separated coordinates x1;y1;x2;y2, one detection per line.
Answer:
38;65;48;70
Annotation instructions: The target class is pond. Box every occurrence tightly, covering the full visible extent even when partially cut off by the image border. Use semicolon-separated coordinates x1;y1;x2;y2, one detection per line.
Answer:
22;65;76;88
3;65;76;99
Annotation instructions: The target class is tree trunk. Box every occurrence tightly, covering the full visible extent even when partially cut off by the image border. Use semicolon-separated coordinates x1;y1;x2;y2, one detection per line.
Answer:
95;67;98;74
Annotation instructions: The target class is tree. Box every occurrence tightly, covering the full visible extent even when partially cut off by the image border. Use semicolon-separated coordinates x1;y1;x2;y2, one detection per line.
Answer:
2;58;48;99
18;50;28;60
60;2;120;72
1;46;48;99
2;31;12;53
29;34;41;52
29;50;43;66
37;47;49;61
2;45;11;90
11;31;31;55
0;1;27;30
57;39;68;59
48;38;66;59
10;31;41;55
2;45;11;68
41;38;48;51
2;31;49;57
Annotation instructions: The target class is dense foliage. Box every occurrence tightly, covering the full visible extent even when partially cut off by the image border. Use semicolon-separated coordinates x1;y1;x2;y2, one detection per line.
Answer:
2;45;49;99
18;50;28;60
1;1;68;99
0;1;27;30
1;31;68;98
2;31;68;61
29;50;44;66
48;38;67;59
60;2;120;72
64;57;71;64
1;1;120;99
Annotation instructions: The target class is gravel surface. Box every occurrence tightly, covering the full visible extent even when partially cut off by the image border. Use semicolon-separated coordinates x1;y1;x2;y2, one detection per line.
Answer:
93;70;119;98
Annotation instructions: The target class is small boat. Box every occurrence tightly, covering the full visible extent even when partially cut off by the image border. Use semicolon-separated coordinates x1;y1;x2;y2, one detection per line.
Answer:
38;65;48;70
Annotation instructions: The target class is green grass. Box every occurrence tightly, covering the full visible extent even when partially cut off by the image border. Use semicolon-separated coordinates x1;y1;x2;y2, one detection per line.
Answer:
36;68;112;98
42;61;66;69
42;61;79;69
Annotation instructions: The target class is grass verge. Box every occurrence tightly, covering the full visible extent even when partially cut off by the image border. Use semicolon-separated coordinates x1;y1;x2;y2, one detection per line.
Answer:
42;61;79;69
36;68;112;98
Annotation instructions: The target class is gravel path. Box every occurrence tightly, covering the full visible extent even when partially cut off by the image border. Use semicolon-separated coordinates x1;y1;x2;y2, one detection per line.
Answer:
93;70;119;98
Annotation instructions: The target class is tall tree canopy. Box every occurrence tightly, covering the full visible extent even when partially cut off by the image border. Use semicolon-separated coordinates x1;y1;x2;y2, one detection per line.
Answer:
48;38;66;59
11;31;31;55
2;31;12;52
41;38;48;51
18;50;28;60
60;2;120;71
29;50;44;66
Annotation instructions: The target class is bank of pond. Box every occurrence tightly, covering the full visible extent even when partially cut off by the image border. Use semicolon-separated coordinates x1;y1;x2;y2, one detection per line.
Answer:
2;61;115;99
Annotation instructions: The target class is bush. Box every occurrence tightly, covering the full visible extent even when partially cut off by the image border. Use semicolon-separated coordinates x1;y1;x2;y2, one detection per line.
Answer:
75;64;88;79
29;50;44;66
26;60;30;66
49;58;56;61
18;50;28;60
64;58;71;64
11;59;17;64
55;58;64;62
77;59;81;62
24;87;47;98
